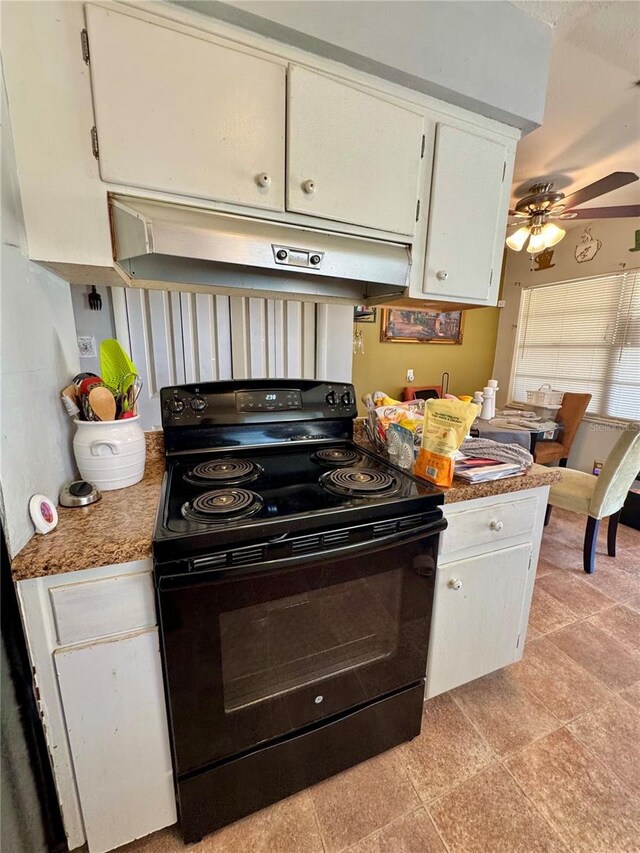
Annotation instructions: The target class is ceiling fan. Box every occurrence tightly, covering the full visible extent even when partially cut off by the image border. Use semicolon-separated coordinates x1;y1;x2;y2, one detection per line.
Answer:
506;171;640;253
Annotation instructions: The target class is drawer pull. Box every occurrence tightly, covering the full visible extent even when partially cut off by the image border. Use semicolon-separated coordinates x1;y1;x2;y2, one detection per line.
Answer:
256;172;272;188
448;578;463;590
489;520;504;531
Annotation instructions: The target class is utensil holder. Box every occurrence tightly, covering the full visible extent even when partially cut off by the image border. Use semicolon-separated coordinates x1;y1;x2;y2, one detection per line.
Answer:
73;417;145;491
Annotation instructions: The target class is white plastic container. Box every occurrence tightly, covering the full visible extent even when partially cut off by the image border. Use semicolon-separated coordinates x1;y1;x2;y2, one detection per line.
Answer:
73;417;146;491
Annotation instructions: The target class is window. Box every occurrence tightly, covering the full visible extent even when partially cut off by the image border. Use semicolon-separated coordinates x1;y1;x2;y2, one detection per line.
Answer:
512;270;640;420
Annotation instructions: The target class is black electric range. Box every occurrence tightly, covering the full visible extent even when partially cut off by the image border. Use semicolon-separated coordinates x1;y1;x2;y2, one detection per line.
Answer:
152;379;445;844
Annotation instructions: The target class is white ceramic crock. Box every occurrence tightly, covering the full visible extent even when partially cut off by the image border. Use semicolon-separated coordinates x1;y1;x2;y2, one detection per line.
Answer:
73;417;146;491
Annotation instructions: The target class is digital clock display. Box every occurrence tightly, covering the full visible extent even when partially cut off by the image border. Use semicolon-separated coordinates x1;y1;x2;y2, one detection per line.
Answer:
235;389;303;412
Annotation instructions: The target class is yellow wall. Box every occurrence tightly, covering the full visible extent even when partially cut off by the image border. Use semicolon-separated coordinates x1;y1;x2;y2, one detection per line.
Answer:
351;307;501;413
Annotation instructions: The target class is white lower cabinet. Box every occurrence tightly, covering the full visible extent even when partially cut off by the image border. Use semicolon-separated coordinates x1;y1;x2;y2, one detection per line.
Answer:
426;486;548;699
17;560;176;852
426;543;532;698
55;629;176;853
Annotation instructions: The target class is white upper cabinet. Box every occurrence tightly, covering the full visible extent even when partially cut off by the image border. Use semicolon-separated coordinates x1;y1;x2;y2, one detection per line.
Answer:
85;5;286;212
287;66;424;235
421;123;513;304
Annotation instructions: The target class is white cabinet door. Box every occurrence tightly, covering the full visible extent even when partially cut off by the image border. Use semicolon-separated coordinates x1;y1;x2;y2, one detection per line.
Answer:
55;629;176;853
426;543;532;699
85;5;285;211
422;123;510;303
287;66;424;235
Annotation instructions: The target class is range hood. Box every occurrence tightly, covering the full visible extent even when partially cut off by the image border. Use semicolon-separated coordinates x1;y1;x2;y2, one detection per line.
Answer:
109;196;411;304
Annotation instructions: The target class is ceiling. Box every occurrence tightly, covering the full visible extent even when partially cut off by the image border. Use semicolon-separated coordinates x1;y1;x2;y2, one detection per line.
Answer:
509;0;640;217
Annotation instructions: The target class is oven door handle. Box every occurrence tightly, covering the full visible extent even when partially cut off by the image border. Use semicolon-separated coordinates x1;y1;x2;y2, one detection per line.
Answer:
156;517;447;589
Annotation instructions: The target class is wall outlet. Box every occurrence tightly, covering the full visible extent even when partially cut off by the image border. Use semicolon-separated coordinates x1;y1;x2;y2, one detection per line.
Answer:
77;335;97;358
406;369;415;382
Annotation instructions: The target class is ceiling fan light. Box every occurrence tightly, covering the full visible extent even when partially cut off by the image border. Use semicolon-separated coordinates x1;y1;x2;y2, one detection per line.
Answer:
525;230;548;254
540;222;566;247
505;226;530;251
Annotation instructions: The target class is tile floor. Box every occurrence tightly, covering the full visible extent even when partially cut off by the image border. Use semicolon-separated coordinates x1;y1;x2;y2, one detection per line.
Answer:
122;508;640;853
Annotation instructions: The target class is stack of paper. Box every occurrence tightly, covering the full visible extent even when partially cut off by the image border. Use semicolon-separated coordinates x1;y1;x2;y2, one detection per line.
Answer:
454;456;524;483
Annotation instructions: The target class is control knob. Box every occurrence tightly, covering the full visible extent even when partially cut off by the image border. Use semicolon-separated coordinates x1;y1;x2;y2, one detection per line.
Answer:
310;255;321;266
341;391;353;406
168;398;185;414
276;249;288;261
325;390;337;406
190;397;206;412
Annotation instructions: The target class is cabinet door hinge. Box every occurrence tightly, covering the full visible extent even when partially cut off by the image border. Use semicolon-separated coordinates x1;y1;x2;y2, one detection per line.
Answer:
90;126;99;160
489;268;494;285
516;633;521;649
420;134;426;158
502;160;506;182
416;199;421;222
80;28;90;65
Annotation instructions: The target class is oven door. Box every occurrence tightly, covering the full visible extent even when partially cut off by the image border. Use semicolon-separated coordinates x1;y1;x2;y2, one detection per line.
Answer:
157;519;443;776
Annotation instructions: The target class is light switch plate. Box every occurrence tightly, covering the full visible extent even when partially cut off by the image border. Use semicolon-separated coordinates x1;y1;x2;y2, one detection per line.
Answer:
77;336;97;358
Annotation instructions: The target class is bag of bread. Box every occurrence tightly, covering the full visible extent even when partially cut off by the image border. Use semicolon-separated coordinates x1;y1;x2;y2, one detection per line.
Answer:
414;399;480;487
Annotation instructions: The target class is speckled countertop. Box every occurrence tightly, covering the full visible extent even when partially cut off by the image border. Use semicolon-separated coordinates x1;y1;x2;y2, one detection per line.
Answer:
352;419;562;504
11;426;562;582
11;432;165;582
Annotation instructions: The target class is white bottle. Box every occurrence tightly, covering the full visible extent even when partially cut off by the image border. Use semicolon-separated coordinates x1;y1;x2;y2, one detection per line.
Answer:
472;391;484;407
487;379;499;418
480;386;494;420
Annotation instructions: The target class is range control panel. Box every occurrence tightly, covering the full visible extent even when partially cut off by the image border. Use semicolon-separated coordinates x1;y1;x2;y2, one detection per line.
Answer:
236;389;303;412
161;380;357;427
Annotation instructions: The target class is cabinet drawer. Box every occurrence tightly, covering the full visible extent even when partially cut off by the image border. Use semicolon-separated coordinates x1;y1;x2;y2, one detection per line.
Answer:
49;572;156;646
440;496;537;559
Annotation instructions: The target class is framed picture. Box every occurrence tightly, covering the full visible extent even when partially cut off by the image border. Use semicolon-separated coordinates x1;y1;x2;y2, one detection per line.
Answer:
380;308;464;344
354;306;377;323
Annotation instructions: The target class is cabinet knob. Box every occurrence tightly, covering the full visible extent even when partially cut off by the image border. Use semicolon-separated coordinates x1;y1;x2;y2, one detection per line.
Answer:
256;173;272;188
435;270;448;281
448;578;463;590
489;520;504;531
302;179;316;194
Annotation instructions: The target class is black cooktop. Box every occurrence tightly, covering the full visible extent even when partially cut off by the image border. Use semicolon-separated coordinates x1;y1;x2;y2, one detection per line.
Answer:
153;441;443;560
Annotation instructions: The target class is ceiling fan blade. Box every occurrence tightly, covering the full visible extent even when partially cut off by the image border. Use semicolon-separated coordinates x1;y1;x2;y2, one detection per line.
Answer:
563;172;639;210
566;205;640;219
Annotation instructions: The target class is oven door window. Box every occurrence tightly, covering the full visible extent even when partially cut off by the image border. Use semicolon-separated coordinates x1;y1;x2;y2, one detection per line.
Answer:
159;532;437;775
220;570;402;712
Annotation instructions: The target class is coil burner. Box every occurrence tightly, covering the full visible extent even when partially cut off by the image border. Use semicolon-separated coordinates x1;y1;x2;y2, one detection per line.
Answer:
312;447;362;467
320;467;398;498
182;488;264;523
184;459;263;486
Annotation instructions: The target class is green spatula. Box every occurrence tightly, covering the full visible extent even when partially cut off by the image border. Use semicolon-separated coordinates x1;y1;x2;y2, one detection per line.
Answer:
99;339;138;396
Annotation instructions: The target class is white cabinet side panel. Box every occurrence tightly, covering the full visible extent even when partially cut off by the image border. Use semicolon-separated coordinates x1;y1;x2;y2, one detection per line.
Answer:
54;630;176;853
16;582;86;849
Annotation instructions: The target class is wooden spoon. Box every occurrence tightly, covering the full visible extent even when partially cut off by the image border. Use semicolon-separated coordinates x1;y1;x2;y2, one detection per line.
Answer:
88;386;116;422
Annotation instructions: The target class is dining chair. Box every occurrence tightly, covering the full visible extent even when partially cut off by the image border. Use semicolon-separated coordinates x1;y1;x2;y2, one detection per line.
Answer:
534;392;592;466
544;424;640;573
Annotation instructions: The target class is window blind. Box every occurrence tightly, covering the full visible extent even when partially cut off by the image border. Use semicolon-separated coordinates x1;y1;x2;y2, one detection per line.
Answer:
512;269;640;420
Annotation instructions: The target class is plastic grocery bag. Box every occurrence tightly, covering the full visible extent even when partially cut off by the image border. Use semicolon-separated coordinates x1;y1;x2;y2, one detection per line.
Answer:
414;399;480;487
